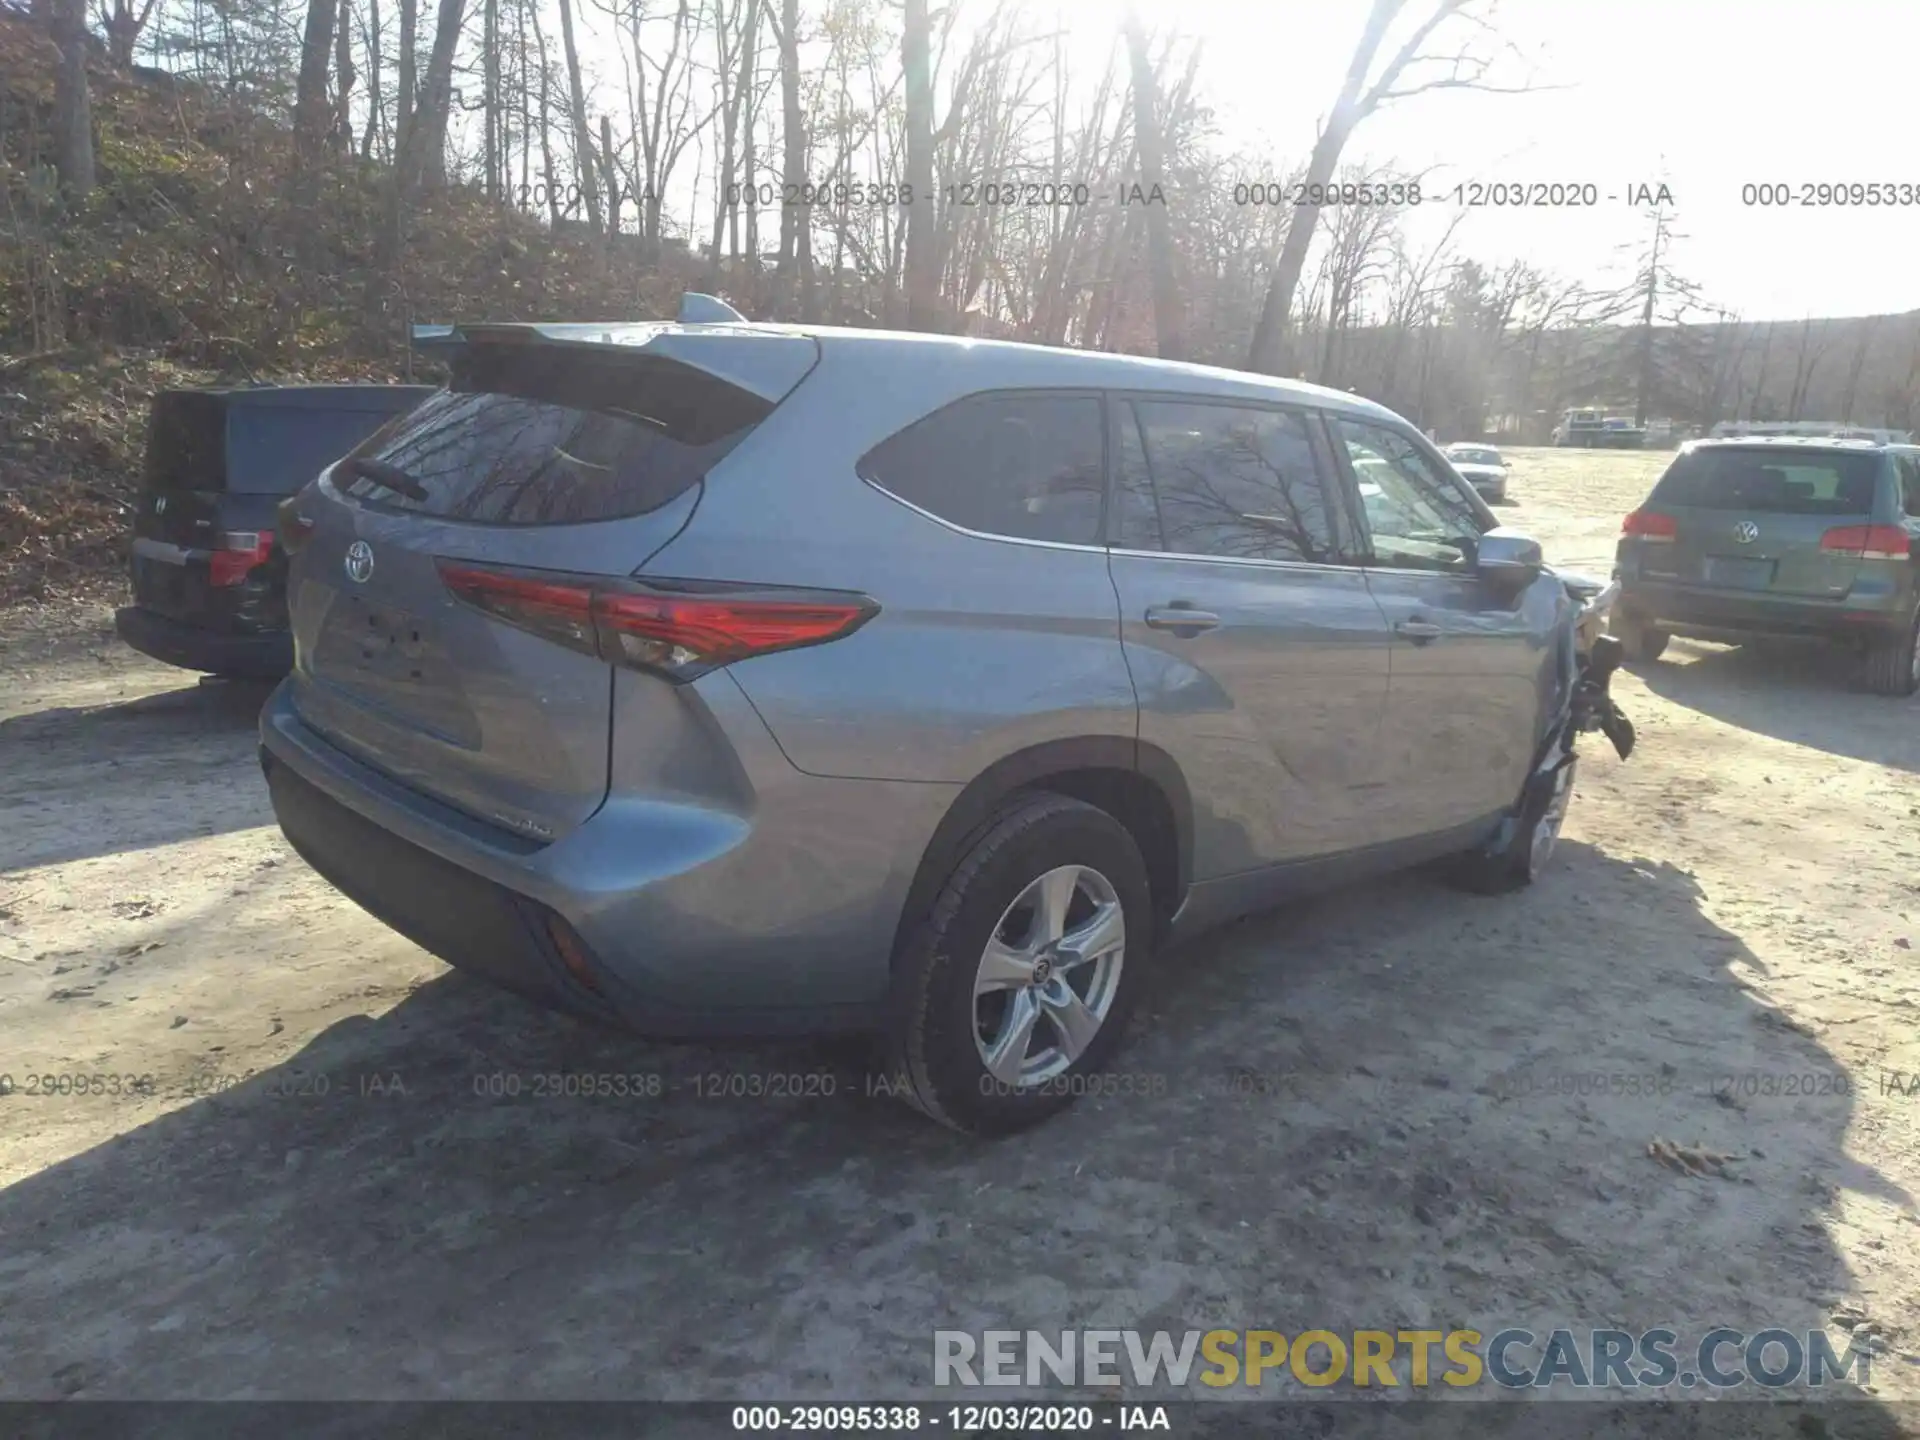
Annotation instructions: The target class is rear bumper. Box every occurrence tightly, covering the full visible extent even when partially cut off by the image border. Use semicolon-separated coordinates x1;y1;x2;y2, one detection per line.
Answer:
1617;580;1911;641
258;680;952;1039
116;605;292;677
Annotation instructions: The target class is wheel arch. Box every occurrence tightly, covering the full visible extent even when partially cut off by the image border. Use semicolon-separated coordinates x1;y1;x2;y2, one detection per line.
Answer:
890;737;1193;960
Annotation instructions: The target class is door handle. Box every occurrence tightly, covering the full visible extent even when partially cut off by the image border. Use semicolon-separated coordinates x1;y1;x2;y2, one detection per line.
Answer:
1145;605;1221;635
1394;619;1444;642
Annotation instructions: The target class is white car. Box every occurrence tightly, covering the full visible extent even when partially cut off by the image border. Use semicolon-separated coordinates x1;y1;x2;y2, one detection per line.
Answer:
1444;443;1510;502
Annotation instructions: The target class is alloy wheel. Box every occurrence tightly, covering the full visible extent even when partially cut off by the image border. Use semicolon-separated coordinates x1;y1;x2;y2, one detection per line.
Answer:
972;865;1126;1088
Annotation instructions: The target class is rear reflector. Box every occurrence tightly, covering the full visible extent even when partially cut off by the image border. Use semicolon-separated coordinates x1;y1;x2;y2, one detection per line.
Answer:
437;561;877;679
1820;524;1911;561
1621;510;1677;542
209;530;274;586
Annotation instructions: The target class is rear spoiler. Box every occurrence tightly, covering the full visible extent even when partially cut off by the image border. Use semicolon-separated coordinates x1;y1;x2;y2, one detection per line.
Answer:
410;296;746;357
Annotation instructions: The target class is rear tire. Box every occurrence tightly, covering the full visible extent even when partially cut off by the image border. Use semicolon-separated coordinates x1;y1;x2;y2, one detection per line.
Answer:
1863;610;1920;698
1446;759;1577;896
1614;615;1670;663
881;792;1153;1136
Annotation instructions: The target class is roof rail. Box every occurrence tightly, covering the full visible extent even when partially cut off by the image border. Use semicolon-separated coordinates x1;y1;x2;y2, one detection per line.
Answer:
677;292;748;324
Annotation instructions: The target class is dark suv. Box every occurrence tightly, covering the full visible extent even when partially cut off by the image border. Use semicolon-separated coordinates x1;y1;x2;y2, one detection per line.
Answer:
117;384;433;677
1613;436;1920;695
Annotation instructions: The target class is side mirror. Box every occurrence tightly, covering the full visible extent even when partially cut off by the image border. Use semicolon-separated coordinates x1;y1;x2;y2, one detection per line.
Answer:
1476;528;1544;589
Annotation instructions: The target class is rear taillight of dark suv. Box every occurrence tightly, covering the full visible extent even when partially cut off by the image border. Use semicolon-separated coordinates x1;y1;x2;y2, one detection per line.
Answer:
436;560;878;681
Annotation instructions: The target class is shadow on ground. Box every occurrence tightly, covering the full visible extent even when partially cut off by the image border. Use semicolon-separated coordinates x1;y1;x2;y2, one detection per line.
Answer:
0;833;1909;1429
0;676;277;870
1633;639;1919;772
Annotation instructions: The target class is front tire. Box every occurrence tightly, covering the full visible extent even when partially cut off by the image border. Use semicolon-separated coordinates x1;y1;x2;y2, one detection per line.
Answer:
1447;758;1577;895
1863;609;1920;697
881;792;1153;1136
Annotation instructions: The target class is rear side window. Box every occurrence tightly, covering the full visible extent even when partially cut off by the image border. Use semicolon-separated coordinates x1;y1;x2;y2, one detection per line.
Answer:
859;392;1106;545
1900;456;1920;517
1651;448;1880;515
338;345;770;525
1128;400;1337;562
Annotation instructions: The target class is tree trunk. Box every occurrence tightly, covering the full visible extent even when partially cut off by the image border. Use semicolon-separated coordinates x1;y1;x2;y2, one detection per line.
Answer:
105;0;158;68
902;0;938;329
775;0;803;291
1123;11;1183;361
600;113;620;239
1246;0;1403;375
534;8;560;223
334;0;357;153
409;0;466;192
51;0;95;198
482;0;499;199
293;0;340;171
556;0;603;230
360;0;383;160
1634;211;1664;427
397;0;416;156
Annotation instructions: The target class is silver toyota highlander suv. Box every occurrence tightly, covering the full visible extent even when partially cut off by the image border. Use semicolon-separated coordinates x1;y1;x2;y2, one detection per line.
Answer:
260;297;1627;1135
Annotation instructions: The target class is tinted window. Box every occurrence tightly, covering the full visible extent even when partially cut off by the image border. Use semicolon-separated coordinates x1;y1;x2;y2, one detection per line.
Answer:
228;405;418;496
1112;403;1164;550
1651;448;1879;515
1131;401;1337;562
1900;456;1920;518
338;346;770;525
1336;419;1483;573
860;393;1105;545
1449;447;1501;466
144;390;228;492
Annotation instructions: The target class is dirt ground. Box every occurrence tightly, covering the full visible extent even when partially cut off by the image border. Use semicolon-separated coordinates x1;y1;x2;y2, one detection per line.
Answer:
2;447;1918;1421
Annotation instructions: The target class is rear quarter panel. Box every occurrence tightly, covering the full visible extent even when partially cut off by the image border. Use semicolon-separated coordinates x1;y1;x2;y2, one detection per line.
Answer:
643;340;1138;782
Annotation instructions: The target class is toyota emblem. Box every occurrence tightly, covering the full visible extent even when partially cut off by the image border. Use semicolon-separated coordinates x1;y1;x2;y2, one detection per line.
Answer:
344;540;375;584
1732;520;1759;544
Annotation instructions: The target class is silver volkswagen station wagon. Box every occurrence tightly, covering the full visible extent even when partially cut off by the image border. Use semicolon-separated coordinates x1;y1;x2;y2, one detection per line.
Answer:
260;296;1631;1134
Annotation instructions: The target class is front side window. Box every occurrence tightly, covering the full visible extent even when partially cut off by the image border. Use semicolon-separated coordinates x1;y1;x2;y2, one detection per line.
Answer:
1336;419;1483;573
1128;401;1338;563
859;392;1106;546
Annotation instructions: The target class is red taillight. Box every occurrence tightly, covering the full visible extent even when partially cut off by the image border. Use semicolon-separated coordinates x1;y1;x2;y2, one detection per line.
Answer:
209;530;274;586
1621;510;1677;542
1820;524;1911;561
437;562;876;678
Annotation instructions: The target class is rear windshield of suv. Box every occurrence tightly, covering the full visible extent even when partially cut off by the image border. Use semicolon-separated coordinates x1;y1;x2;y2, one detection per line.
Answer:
337;344;771;525
1651;447;1881;515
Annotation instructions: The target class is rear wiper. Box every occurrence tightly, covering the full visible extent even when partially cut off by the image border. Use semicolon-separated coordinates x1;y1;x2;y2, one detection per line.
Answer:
342;455;429;502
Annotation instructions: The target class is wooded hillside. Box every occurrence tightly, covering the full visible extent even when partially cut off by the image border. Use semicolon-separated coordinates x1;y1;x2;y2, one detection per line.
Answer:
3;0;1918;602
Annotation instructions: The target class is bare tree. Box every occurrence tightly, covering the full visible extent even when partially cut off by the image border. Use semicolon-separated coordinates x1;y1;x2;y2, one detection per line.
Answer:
292;0;340;172
1246;0;1526;375
1123;8;1183;361
902;0;938;328
101;0;162;67
557;0;604;230
51;0;96;197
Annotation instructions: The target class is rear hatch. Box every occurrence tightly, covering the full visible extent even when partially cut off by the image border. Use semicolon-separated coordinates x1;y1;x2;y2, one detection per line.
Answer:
284;323;820;843
132;386;432;631
1628;445;1888;597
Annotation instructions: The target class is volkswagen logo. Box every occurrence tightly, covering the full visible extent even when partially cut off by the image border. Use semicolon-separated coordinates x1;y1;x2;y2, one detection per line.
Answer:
1733;520;1760;544
344;540;375;584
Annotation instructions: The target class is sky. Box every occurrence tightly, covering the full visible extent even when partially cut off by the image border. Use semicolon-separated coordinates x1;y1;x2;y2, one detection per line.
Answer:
1112;0;1920;322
